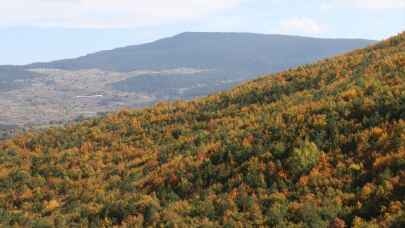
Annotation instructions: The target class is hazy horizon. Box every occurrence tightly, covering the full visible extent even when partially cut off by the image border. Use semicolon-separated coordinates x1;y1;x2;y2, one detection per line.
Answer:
1;31;379;66
1;0;404;65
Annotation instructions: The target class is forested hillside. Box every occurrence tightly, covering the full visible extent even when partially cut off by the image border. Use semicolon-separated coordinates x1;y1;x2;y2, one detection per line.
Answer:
0;32;404;227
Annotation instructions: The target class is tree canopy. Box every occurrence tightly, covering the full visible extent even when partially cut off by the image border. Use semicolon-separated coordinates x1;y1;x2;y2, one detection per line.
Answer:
0;32;404;227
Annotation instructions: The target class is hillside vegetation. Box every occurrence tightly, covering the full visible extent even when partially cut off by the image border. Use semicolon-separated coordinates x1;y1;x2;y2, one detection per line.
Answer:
0;33;404;227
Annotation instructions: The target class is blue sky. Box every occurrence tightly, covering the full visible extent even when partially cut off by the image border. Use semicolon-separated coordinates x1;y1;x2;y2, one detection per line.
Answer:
1;0;404;65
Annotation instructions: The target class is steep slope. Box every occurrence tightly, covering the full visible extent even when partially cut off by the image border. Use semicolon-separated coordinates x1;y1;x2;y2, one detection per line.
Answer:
0;33;403;227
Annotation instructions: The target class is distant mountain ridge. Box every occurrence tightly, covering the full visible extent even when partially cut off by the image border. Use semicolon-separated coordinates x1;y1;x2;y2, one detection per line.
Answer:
21;32;376;98
24;32;375;74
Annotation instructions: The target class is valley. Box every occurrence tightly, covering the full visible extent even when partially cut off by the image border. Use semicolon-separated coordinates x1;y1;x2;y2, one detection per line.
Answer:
0;68;216;126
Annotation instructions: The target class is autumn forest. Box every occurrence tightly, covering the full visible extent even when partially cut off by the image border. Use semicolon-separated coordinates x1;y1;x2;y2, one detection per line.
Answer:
0;32;404;227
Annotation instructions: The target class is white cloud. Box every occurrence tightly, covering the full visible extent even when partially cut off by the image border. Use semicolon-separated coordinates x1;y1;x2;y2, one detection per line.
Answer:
352;0;405;9
324;0;405;9
279;17;324;35
0;0;243;28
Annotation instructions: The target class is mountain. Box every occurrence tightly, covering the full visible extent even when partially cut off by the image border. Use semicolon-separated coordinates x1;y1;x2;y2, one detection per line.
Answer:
26;32;373;73
0;32;403;227
25;32;375;93
0;33;374;126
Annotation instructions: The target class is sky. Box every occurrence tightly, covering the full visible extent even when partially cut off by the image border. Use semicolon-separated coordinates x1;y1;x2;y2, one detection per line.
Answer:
1;0;404;65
